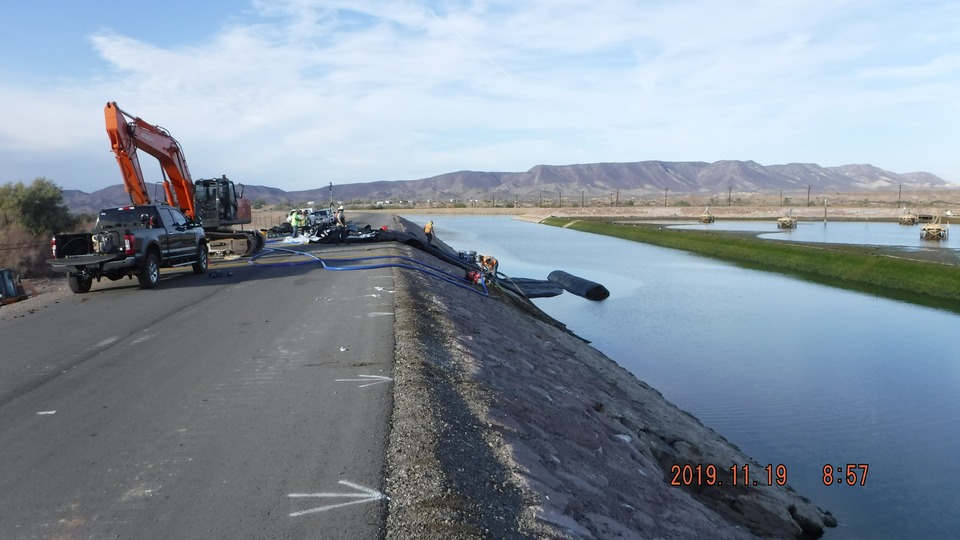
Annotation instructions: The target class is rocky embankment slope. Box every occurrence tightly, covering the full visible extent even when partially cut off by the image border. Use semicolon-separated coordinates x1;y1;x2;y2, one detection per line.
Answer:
384;216;836;539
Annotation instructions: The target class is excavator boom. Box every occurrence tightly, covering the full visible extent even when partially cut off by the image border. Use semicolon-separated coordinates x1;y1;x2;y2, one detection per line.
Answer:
104;102;197;220
104;103;150;206
103;101;261;256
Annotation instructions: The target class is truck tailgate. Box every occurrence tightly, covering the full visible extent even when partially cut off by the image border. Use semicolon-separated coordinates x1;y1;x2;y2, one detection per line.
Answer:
49;253;123;271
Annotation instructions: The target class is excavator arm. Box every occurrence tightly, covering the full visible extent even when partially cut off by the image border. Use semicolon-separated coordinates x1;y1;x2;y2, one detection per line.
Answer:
104;102;197;221
103;101;262;256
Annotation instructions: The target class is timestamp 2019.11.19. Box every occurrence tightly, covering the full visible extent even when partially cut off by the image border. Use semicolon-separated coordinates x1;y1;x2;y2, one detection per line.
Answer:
670;463;787;488
669;463;870;488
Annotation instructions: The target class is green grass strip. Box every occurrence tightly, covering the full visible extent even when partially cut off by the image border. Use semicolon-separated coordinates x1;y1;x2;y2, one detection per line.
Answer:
543;217;960;313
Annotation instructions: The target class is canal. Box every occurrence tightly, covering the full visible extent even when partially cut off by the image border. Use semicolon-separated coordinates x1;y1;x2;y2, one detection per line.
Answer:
406;214;960;540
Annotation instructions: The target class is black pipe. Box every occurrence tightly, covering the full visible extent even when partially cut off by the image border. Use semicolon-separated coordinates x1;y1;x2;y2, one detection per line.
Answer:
547;270;609;301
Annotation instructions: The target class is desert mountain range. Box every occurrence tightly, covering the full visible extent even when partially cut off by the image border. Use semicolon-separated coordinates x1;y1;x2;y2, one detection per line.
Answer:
62;160;952;214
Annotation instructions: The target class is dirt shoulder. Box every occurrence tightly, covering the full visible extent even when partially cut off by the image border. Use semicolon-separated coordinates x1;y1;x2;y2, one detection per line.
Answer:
384;216;835;539
522;204;949;221
0;277;72;321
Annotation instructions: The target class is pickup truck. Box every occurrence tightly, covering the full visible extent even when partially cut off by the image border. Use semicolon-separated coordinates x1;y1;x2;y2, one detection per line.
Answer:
49;205;208;293
309;208;334;227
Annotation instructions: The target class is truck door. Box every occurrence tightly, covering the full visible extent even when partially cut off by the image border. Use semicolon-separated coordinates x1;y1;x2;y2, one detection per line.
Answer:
159;207;193;261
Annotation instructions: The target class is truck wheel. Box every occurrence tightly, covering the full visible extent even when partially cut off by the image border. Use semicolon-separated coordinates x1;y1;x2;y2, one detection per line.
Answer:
192;243;209;274
138;252;161;289
67;273;92;294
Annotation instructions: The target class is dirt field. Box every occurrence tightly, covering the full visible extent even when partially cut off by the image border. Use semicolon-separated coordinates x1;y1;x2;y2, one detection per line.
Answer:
252;187;960;223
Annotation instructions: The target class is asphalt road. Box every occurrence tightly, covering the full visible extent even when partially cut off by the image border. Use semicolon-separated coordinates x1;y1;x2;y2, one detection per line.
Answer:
0;219;398;539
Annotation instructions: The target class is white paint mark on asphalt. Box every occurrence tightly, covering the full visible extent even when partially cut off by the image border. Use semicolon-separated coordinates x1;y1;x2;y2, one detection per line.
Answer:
367;312;394;317
334;375;393;388
121;485;155;501
339;346;348;352
130;334;155;345
36;410;56;415
288;481;387;517
95;337;119;348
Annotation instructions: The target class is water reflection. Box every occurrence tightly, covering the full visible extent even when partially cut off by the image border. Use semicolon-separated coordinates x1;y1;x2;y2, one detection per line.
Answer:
408;214;960;540
668;219;958;253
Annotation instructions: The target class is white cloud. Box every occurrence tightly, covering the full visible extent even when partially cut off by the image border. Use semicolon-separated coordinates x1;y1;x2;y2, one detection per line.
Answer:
2;0;959;191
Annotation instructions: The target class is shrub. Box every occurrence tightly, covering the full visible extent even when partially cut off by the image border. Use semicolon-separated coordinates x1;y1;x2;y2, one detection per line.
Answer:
0;220;52;277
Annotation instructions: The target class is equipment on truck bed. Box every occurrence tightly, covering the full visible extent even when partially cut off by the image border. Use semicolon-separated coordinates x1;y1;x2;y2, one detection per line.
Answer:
104;101;262;256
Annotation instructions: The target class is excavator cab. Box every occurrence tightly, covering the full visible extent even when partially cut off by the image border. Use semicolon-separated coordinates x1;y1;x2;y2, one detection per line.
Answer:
194;175;251;228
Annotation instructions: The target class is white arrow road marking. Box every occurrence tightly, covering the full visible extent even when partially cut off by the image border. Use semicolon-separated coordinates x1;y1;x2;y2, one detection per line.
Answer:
288;481;387;517
334;375;393;388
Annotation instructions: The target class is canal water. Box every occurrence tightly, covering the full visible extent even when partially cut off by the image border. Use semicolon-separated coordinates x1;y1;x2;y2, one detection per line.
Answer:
405;215;960;540
669;218;959;254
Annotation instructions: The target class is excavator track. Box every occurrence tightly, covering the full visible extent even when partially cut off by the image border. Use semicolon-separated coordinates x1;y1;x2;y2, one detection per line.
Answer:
205;229;264;258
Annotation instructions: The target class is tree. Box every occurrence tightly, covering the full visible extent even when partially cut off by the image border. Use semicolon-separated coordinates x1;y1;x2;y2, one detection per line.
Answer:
0;177;77;236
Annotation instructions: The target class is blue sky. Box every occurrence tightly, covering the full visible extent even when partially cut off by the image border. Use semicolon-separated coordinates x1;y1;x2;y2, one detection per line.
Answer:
2;0;959;192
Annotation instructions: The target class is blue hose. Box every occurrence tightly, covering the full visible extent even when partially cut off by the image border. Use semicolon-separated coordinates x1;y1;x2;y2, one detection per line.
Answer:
248;247;489;296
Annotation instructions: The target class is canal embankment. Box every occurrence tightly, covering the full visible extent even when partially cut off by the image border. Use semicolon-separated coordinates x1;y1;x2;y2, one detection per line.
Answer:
384;216;835;539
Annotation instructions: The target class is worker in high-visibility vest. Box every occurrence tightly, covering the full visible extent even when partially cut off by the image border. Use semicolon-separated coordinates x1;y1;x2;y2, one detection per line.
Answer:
291;210;303;237
423;221;434;244
478;254;498;275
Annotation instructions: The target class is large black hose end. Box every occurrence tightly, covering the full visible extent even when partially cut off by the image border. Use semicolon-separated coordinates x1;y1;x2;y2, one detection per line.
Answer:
547;270;610;301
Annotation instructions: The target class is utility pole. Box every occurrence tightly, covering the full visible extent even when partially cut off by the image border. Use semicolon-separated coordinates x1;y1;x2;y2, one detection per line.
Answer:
728;186;732;206
615;189;619;207
807;185;811;206
559;190;562;208
664;188;669;207
539;191;542;208
898;184;902;207
328;182;333;207
581;190;584;208
779;188;783;206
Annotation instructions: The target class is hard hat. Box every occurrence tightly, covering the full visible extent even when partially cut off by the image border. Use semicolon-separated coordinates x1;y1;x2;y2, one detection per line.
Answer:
338;205;344;210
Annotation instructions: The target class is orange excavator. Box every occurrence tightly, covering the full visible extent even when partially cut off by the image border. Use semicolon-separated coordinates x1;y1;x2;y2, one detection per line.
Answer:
104;101;263;256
